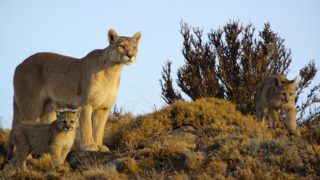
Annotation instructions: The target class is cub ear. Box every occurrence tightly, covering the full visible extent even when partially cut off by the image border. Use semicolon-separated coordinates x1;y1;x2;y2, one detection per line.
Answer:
55;110;62;119
70;109;81;119
76;112;81;119
132;31;141;42
274;76;281;87
108;29;119;44
288;77;296;84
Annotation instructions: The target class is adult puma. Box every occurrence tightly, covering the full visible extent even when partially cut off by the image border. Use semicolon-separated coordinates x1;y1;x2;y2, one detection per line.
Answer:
13;29;141;151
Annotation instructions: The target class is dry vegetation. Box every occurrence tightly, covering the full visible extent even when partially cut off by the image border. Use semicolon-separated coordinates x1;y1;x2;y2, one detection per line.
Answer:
161;21;320;121
1;98;319;179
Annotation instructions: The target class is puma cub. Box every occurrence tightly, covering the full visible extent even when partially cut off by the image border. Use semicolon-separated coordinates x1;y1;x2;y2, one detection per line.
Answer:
7;110;79;171
255;75;300;136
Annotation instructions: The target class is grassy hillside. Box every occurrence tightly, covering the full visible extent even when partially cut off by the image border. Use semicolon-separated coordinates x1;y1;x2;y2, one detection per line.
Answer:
1;98;319;179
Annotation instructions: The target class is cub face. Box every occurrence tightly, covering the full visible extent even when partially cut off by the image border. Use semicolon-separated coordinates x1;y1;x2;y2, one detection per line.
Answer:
56;110;80;131
274;76;296;106
107;29;141;65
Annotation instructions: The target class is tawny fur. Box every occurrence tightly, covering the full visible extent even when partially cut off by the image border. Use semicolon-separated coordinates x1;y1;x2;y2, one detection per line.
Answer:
255;74;300;136
7;111;79;171
12;29;141;151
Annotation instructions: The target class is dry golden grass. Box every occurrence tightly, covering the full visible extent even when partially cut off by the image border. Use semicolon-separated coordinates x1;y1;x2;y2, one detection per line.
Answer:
0;98;319;179
80;167;127;180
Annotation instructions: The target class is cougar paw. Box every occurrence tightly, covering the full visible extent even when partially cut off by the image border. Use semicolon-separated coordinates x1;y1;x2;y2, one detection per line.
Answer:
81;144;99;151
97;145;110;152
290;130;301;137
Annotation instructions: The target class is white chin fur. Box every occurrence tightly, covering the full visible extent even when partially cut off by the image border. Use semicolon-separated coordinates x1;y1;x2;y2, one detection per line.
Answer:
122;56;130;61
121;56;135;64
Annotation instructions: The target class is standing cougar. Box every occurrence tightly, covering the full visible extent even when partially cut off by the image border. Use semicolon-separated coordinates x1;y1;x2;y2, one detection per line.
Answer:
255;74;300;136
12;29;141;151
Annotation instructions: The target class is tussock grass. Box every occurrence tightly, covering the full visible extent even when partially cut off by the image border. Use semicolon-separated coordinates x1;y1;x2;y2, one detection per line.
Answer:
0;98;319;179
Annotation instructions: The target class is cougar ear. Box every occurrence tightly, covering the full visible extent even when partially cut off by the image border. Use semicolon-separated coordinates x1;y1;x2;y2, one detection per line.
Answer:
132;31;141;42
274;76;281;87
108;29;119;44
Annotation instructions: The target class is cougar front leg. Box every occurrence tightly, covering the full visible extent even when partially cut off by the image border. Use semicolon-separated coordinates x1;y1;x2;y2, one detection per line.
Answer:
50;145;64;168
79;105;98;151
92;108;110;152
285;108;301;136
60;147;71;163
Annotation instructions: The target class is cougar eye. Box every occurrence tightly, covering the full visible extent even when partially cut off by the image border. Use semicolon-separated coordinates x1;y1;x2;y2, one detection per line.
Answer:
62;120;67;124
70;120;75;124
289;92;293;96
118;45;126;50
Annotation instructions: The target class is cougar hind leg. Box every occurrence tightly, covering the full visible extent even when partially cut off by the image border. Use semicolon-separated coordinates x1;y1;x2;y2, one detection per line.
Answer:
40;101;56;124
13;97;44;125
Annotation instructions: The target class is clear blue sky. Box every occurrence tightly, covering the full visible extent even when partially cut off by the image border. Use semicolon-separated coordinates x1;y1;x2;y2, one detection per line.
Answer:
1;0;319;128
